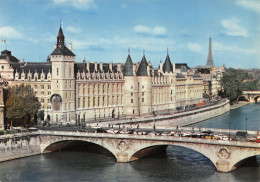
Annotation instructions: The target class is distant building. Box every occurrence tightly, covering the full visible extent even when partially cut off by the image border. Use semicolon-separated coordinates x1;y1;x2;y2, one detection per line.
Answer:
0;26;205;124
194;37;225;99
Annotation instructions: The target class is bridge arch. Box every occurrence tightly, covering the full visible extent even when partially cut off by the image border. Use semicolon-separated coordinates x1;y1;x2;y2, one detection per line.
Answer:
230;152;260;171
127;142;217;170
40;136;118;161
254;96;260;102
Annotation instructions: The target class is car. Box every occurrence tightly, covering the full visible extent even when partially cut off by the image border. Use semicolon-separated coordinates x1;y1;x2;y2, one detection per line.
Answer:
170;131;175;136
92;125;101;129
107;129;115;134
161;132;170;136
181;131;191;137
96;128;107;133
59;120;76;127
148;132;156;136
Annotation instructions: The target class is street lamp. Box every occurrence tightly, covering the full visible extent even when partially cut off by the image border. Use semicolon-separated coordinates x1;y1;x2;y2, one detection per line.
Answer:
245;115;248;134
153;111;156;132
228;120;231;141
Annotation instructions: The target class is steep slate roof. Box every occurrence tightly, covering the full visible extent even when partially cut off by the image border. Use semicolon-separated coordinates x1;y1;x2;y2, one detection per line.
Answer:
50;46;75;56
163;53;173;73
123;54;134;76
12;62;52;79
0;50;20;63
175;63;190;70
136;55;148;76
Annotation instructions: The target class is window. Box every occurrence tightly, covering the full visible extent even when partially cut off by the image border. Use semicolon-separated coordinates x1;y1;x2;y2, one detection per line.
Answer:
142;92;144;96
2;66;4;69
131;99;133;103
41;85;44;89
142;98;144;102
131;92;133;97
48;85;51;89
133;110;135;114
142;85;144;89
57;68;59;76
131;86;133;89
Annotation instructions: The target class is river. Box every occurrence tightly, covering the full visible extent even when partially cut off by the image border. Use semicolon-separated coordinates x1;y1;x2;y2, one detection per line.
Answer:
0;103;259;181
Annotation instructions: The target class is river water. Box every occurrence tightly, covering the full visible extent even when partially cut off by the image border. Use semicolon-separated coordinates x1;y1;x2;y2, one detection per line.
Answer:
0;103;259;182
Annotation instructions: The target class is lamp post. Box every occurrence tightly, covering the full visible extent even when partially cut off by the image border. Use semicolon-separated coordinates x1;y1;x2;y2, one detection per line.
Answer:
228;120;231;141
245;115;248;134
153;111;156;132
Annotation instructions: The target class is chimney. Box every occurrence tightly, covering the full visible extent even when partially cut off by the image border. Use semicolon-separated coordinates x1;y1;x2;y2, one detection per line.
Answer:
69;43;72;51
94;62;97;72
117;63;121;72
147;65;150;76
172;62;175;72
109;63;113;72
87;62;90;72
159;61;163;73
54;44;57;49
100;62;103;72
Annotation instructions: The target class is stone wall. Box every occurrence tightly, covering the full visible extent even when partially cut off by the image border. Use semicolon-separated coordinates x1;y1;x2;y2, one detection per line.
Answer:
0;134;41;162
119;100;230;129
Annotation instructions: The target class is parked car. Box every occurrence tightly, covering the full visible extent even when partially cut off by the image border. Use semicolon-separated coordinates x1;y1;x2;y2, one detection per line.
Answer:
59;120;76;127
161;132;170;136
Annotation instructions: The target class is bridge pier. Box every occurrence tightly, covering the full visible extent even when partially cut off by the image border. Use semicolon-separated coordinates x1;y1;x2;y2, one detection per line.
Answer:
116;151;129;162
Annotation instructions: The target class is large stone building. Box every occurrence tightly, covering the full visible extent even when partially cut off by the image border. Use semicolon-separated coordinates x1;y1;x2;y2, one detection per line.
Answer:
0;27;205;125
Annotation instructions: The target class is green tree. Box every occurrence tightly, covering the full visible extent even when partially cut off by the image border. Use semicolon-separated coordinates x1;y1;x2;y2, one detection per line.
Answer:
6;84;41;127
220;68;248;103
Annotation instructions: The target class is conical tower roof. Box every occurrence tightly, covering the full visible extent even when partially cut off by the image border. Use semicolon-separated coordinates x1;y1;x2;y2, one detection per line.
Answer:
123;53;134;76
163;52;173;73
137;55;148;76
206;37;214;67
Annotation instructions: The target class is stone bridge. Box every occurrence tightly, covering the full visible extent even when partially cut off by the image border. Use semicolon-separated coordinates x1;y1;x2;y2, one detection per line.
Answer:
241;91;260;102
0;130;260;173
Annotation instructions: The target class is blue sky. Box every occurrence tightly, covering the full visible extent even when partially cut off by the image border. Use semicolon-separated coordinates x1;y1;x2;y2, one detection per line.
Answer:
0;0;259;69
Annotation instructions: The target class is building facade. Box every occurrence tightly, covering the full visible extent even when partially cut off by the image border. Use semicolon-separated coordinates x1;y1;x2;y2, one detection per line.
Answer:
0;27;205;124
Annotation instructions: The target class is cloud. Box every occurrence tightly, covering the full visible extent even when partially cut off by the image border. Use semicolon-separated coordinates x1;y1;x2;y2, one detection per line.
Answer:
187;42;202;53
213;41;257;55
236;0;260;14
221;17;248;37
134;25;167;37
70;35;174;53
66;26;82;34
53;0;96;10
0;26;23;39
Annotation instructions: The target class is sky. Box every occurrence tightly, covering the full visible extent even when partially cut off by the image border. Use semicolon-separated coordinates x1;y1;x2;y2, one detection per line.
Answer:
0;0;259;69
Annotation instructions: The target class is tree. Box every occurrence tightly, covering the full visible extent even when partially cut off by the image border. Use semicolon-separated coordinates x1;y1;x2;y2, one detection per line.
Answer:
5;84;41;127
220;68;248;103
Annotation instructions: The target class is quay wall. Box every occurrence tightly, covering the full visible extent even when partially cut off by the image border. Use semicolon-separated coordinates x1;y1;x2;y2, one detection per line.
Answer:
120;100;230;129
0;133;41;163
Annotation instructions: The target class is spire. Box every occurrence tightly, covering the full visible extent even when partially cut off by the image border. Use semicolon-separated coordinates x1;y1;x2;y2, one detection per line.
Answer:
57;25;65;48
124;50;134;76
206;37;214;67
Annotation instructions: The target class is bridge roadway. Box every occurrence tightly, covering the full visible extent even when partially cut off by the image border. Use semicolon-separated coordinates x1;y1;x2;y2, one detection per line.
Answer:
37;129;260;173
